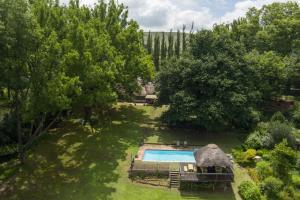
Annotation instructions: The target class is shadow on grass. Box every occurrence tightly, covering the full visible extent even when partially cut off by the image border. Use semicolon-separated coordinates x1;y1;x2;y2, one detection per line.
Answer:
180;188;236;200
1;105;238;200
1;105;150;200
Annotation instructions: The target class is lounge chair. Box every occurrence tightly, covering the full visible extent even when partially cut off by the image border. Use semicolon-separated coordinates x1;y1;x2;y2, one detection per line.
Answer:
184;166;188;172
183;141;188;147
188;164;194;172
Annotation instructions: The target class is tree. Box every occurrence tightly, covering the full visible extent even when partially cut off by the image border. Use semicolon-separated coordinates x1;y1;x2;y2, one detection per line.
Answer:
158;29;261;130
0;0;154;163
270;140;298;183
0;0;41;163
260;176;284;200
182;25;187;52
161;32;167;60
146;31;152;55
167;29;174;58
245;51;287;100
153;34;160;71
175;29;181;57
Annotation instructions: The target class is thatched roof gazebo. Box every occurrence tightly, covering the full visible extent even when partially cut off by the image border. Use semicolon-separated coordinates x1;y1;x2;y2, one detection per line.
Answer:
194;144;232;170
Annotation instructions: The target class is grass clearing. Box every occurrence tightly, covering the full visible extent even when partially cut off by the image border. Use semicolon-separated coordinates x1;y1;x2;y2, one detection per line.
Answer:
1;105;245;200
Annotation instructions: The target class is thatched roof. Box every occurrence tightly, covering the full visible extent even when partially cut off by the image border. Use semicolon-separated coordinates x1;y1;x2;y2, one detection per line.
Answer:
194;144;232;168
134;82;156;97
145;95;158;100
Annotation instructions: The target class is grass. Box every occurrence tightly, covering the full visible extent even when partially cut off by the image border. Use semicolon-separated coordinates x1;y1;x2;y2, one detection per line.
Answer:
0;105;245;200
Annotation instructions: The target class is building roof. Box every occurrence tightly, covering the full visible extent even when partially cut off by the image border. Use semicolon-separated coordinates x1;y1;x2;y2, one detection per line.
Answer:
194;144;232;168
145;95;158;100
134;82;156;97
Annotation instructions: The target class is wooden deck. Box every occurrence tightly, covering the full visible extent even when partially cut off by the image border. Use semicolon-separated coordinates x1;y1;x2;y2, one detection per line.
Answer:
179;163;234;182
180;172;234;182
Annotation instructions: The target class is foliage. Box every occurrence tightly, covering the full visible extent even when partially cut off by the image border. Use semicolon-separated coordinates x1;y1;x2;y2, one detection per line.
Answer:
158;29;261;130
245;125;269;149
270;112;287;123
232;149;256;166
245;149;257;160
291;102;300;128
292;173;300;189
260;176;283;200
0;0;154;160
244;51;287;100
247;168;260;184
256;149;270;160
256;161;273;181
158;2;300;131
270;140;298;182
238;181;262;200
245;113;296;149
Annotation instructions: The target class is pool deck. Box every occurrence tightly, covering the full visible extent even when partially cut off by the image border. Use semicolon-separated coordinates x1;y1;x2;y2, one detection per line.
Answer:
135;144;200;161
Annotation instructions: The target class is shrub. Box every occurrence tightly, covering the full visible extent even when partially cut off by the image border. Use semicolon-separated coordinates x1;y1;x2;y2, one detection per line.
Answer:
260;176;283;200
247;168;260;184
270;140;298;182
270;111;286;123
238;181;262;200
256;149;270;160
245;123;269;149
292;174;300;189
256;161;273;181
245;131;264;149
292;102;300;128
233;149;257;166
268;121;296;147
279;186;295;200
245;149;257;160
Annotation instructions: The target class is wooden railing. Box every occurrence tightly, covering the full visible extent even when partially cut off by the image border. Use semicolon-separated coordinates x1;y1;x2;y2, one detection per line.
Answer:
180;172;234;182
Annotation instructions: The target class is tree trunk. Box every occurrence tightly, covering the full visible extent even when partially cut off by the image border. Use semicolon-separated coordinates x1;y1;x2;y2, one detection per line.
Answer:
84;106;92;125
15;91;24;164
23;112;61;151
8;87;11;100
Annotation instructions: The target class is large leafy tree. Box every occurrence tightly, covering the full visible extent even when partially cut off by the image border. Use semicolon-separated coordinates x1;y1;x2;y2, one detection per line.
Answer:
158;28;261;130
0;0;154;163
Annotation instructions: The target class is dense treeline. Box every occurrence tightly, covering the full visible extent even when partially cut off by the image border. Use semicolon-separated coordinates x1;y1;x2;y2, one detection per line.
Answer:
157;2;300;130
145;26;189;71
0;0;154;162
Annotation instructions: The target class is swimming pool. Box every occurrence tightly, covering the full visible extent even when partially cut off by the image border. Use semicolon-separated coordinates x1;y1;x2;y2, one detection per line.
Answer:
143;149;196;163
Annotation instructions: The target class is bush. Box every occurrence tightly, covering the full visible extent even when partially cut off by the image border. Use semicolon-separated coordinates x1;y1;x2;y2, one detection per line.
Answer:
256;161;273;181
260;176;283;200
292;174;300;189
270;111;287;123
292;102;300;128
247;168;260;184
245;149;257;160
245;119;296;149
279;186;296;200
245;131;264;149
232;148;257;166
238;181;262;200
268;121;296;147
256;149;270;160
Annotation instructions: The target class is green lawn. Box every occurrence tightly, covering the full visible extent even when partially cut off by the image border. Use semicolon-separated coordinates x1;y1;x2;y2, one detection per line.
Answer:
1;105;244;200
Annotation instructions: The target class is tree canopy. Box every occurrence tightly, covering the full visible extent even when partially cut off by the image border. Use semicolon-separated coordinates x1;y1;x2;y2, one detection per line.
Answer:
0;0;154;162
157;2;300;130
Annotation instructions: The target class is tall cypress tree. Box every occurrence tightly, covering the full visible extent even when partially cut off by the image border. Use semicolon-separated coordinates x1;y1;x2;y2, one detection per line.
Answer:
175;29;181;57
168;29;174;58
153;34;160;71
161;32;166;60
182;25;187;52
146;31;152;54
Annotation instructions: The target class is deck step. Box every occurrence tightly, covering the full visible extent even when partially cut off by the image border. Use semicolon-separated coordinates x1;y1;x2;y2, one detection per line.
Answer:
169;170;180;189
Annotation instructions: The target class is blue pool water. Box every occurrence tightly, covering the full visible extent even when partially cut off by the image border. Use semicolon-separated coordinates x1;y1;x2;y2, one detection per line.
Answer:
143;149;196;163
